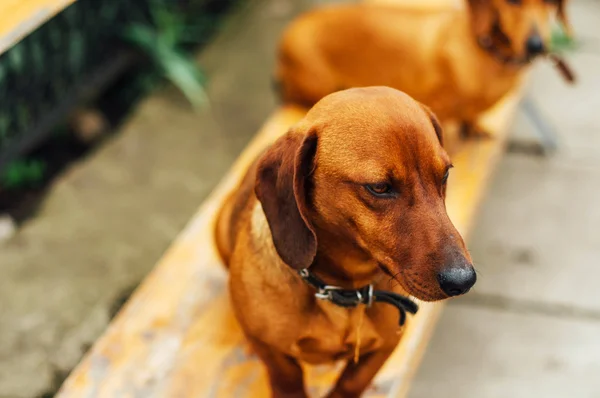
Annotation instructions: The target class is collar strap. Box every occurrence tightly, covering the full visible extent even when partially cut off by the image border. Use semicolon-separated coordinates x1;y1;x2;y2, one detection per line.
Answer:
548;53;576;84
298;269;419;326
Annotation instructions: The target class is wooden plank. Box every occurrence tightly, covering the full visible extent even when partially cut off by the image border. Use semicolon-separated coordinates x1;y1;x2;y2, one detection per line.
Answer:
0;0;75;55
57;85;519;398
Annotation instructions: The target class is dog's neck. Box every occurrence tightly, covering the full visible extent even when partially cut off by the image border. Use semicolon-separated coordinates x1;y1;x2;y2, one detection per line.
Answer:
252;202;377;288
309;237;383;290
253;202;390;291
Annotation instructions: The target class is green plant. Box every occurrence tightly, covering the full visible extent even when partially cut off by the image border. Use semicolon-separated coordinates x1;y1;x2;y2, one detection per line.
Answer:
550;24;578;54
123;1;211;109
1;159;46;189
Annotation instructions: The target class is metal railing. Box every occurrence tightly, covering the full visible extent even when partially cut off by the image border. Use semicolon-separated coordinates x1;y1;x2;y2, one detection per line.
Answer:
0;0;236;172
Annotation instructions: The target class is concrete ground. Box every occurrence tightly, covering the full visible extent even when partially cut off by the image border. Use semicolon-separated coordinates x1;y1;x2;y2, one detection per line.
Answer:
0;0;599;397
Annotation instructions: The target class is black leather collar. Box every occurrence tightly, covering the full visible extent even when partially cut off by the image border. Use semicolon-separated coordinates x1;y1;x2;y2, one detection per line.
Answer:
298;269;419;326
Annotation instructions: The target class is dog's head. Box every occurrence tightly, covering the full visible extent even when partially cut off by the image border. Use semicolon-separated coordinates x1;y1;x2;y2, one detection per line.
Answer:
468;0;571;61
255;87;475;302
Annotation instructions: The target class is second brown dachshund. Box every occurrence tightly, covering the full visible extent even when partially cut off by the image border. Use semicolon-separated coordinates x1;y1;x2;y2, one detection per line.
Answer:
276;0;572;142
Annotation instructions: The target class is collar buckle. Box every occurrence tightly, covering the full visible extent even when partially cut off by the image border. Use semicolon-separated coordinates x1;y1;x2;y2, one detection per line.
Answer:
315;284;342;301
299;269;373;307
297;268;417;326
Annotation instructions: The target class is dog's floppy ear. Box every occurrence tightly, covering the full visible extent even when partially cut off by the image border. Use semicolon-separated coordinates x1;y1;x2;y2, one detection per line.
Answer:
466;0;495;39
557;0;572;37
255;128;318;270
421;105;444;147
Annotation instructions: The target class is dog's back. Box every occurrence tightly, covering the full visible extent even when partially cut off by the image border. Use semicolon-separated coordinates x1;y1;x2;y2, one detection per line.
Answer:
276;4;458;107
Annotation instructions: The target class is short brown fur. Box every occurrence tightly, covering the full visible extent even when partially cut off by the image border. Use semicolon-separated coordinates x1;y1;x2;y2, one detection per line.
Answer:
216;87;473;397
276;0;570;138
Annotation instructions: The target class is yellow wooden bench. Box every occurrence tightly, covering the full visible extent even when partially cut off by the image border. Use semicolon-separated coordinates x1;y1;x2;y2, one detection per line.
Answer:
0;0;75;55
56;0;523;395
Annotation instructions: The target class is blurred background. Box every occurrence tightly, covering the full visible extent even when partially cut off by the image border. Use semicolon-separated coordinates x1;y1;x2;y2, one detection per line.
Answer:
0;0;598;397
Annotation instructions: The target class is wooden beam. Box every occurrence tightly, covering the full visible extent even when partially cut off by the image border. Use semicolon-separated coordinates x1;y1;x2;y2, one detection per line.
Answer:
0;0;75;55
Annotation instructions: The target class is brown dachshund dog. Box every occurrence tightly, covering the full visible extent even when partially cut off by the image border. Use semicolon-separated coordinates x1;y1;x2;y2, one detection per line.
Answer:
216;87;476;397
276;0;571;139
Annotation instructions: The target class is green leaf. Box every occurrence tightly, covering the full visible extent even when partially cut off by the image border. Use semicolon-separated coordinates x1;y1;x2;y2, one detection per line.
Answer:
550;24;578;54
122;3;210;109
1;159;46;189
123;24;159;53
162;51;209;109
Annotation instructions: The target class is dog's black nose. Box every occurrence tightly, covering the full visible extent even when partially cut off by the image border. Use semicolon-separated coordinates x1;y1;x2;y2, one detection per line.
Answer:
526;34;545;57
437;266;477;297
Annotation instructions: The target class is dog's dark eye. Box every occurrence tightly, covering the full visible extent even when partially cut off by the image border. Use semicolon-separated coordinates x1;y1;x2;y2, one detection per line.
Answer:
506;0;521;4
366;183;393;197
442;170;450;185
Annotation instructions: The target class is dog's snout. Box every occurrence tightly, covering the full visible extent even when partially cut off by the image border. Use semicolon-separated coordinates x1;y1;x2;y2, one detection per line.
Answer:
437;266;476;297
525;33;545;57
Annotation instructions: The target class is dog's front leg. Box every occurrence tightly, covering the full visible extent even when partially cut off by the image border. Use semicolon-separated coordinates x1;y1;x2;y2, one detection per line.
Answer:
460;120;492;140
248;336;308;398
325;345;396;398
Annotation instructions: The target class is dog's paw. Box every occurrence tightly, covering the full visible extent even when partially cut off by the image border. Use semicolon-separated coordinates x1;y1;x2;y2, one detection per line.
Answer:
460;122;493;140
